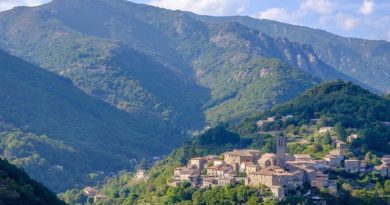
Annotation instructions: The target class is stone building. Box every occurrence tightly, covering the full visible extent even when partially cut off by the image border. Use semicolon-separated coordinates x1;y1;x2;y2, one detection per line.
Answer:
201;177;217;188
135;169;147;179
206;164;234;177
324;149;343;168
344;159;360;173
189;157;206;171
311;172;337;195
218;177;236;186
246;166;302;197
173;167;201;186
243;164;259;175
240;162;256;173
223;150;258;165
258;153;276;168
373;155;390;177
276;135;286;168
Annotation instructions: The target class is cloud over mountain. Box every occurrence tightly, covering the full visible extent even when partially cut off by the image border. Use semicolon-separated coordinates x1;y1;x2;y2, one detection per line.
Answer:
0;0;48;11
150;0;249;16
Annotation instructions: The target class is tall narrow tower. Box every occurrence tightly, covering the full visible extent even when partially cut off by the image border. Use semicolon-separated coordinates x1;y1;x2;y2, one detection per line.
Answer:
276;134;286;168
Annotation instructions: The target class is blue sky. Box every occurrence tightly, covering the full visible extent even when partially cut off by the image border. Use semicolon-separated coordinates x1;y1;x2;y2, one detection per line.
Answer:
1;0;389;41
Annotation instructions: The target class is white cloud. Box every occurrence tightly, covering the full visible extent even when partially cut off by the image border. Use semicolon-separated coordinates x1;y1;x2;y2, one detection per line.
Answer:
359;0;374;15
0;0;49;11
253;8;304;24
253;0;336;24
336;13;359;31
149;0;250;16
300;0;335;15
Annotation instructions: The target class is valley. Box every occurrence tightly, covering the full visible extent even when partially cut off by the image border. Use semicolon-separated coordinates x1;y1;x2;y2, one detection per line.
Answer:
0;0;389;204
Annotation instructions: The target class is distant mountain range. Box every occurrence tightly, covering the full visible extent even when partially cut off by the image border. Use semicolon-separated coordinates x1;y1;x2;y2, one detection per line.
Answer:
199;16;390;93
0;0;389;192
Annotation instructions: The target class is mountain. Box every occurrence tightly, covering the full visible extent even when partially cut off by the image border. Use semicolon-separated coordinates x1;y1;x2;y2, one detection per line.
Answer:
66;81;390;205
0;158;66;205
0;50;181;192
0;0;350;127
198;16;390;92
71;81;390;205
238;80;390;153
0;0;388;192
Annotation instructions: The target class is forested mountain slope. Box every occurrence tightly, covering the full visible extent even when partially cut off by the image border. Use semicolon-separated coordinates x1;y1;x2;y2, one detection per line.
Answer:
0;50;180;191
0;0;364;126
199;16;390;92
0;158;66;205
239;81;390;154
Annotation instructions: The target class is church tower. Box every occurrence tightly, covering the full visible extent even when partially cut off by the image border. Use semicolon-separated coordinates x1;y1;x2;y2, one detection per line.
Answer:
276;134;286;168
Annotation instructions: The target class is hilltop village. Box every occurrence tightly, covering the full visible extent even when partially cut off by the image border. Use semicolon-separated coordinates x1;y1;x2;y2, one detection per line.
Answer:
171;127;390;199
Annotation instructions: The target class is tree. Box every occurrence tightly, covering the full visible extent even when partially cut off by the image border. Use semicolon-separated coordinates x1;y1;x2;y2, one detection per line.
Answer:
319;133;332;145
335;123;347;142
198;125;240;145
384;180;390;193
286;125;296;137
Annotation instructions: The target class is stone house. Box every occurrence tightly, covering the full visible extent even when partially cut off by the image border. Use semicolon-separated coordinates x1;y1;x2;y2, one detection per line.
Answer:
324;149;343;168
246;164;259;175
206;164;234;177
246;166;304;198
344;159;360;173
258;153;276;168
189;157;206;171
135;169;147;179
246;166;302;189
334;140;348;153
373;155;390;177
217;177;236;186
201;177;217;188
173;167;201;186
270;186;285;198
213;159;225;166
223;150;256;165
311;172;337;195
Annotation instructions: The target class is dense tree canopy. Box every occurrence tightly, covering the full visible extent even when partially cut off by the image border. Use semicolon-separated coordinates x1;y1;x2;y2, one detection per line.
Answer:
239;81;390;154
0;159;65;205
198;125;240;146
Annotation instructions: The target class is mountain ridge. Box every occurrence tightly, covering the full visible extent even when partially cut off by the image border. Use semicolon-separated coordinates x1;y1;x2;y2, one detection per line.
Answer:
0;50;181;191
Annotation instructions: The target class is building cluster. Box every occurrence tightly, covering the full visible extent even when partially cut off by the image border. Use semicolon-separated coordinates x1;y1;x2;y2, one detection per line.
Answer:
172;135;347;198
171;123;389;198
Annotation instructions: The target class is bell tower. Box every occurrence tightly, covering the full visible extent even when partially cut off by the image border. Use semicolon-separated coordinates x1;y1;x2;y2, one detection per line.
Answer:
276;134;286;168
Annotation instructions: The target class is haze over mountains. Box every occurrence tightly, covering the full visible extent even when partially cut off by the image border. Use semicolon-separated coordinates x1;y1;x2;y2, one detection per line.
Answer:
0;0;390;192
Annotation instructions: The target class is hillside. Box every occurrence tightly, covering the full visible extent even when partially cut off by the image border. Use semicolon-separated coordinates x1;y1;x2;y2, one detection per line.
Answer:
63;81;390;205
0;50;180;192
0;158;66;205
0;0;389;194
200;16;390;92
239;81;390;154
0;0;362;126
